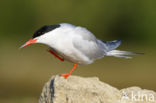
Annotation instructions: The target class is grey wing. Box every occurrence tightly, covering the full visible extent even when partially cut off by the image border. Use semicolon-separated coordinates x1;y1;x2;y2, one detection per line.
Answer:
97;40;122;52
102;40;122;51
73;37;105;60
74;26;97;41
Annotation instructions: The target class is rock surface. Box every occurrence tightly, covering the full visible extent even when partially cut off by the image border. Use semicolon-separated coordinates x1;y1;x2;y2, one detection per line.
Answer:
39;75;156;103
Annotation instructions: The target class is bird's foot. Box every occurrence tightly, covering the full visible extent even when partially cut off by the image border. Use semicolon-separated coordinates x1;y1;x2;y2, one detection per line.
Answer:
61;73;70;79
61;64;78;79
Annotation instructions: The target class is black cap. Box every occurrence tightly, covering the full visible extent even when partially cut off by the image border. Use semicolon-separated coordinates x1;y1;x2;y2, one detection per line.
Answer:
32;24;60;38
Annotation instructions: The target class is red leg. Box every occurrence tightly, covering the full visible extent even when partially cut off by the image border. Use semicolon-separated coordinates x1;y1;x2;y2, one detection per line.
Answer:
61;64;78;79
48;49;64;61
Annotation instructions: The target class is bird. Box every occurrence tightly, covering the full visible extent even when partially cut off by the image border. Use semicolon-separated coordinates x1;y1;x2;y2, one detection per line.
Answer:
20;23;142;79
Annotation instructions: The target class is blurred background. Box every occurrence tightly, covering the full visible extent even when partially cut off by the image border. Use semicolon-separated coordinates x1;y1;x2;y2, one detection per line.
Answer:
0;0;156;103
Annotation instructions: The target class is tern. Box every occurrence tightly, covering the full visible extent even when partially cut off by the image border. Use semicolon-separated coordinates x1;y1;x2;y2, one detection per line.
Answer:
20;23;142;79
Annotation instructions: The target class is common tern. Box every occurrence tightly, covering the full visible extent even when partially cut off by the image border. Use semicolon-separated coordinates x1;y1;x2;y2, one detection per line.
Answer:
20;23;142;78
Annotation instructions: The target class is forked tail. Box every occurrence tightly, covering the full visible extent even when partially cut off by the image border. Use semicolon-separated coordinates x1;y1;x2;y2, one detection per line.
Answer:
99;40;143;58
106;50;143;59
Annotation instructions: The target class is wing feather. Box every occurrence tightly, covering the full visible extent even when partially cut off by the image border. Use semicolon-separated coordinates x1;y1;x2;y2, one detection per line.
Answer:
73;37;105;60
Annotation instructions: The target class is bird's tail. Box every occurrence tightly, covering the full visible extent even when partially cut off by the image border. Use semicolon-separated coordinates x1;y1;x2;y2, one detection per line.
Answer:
106;50;143;59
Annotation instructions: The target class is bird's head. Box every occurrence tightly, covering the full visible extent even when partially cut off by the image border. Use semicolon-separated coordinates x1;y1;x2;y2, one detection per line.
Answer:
20;24;61;49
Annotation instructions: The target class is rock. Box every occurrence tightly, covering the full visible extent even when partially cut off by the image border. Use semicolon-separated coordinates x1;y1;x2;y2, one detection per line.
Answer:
39;75;156;103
